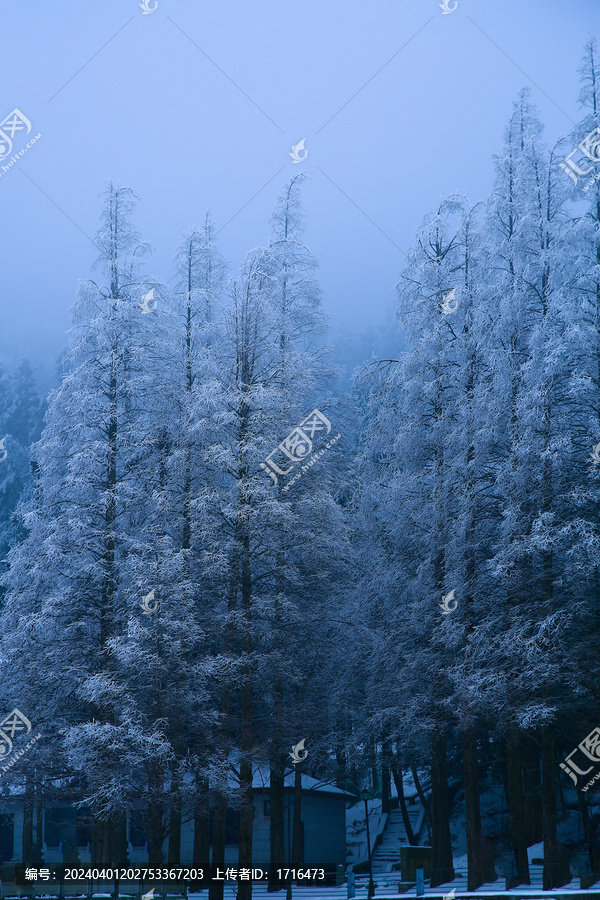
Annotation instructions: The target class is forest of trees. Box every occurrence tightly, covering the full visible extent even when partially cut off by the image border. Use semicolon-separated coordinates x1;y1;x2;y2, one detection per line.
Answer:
1;34;600;900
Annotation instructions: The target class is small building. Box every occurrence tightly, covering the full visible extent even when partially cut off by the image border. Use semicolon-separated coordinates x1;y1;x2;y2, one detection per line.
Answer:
0;771;351;872
247;769;350;869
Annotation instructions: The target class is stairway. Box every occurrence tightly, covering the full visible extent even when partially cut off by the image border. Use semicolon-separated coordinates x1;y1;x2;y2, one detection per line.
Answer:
372;806;424;874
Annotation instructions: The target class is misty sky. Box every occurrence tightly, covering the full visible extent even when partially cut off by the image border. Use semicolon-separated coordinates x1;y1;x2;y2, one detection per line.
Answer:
1;0;597;386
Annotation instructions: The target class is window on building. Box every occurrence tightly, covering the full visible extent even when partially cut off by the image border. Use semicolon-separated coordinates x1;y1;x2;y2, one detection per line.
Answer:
263;800;271;818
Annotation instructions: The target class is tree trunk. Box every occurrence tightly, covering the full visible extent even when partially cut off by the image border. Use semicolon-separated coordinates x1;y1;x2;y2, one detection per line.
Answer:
92;819;106;867
411;766;432;840
148;769;165;866
577;785;593;869
541;723;570;888
292;763;303;876
370;734;378;794
392;764;417;846
92;814;126;867
209;794;227;900
430;727;453;887
23;776;33;865
100;348;118;651
168;772;182;867
35;802;43;865
193;777;211;880
237;519;254;900
522;733;542;845
238;681;254;900
268;754;285;891
116;812;127;866
335;743;347;790
381;746;391;816
463;727;484;891
504;732;529;885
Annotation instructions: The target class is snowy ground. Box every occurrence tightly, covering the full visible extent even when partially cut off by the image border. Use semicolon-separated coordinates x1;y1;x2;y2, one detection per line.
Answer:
185;869;600;900
185;845;600;899
13;875;600;900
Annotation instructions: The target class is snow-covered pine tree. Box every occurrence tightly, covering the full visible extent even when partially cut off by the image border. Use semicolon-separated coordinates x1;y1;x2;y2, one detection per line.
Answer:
355;195;476;888
1;182;154;864
171;215;227;874
0;359;43;582
478;91;574;889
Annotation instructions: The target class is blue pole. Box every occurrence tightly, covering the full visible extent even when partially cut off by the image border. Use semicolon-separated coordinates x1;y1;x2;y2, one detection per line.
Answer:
416;867;424;897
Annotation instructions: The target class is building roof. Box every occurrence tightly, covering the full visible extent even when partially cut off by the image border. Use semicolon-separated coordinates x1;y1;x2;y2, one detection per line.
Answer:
252;765;354;797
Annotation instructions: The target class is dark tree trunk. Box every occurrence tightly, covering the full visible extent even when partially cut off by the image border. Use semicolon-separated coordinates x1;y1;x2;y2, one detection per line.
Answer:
392;764;417;846
148;770;165;866
577;785;593;869
238;677;254;900
193;777;211;881
100;349;118;651
268;755;286;891
292;763;303;874
237;524;254;900
92;815;126;867
381;750;392;813
411;766;432;840
168;773;182;867
430;727;453;887
463;728;484;891
503;732;529;885
522;733;542;845
115;813;127;866
335;742;347;790
209;794;227;900
209;502;236;900
542;723;570;888
23;777;33;865
235;344;254;900
370;734;378;794
35;802;43;865
269;543;286;892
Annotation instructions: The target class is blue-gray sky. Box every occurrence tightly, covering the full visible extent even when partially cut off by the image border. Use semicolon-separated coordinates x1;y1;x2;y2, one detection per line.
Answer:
1;0;597;385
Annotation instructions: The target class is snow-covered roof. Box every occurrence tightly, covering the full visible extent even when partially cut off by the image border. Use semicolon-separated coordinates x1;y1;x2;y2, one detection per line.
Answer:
252;764;353;796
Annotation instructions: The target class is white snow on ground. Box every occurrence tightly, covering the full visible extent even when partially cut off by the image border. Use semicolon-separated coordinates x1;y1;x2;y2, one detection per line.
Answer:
346;799;387;868
186;865;600;899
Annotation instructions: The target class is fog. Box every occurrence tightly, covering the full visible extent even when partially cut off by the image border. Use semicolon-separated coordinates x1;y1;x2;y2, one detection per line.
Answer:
1;0;594;385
